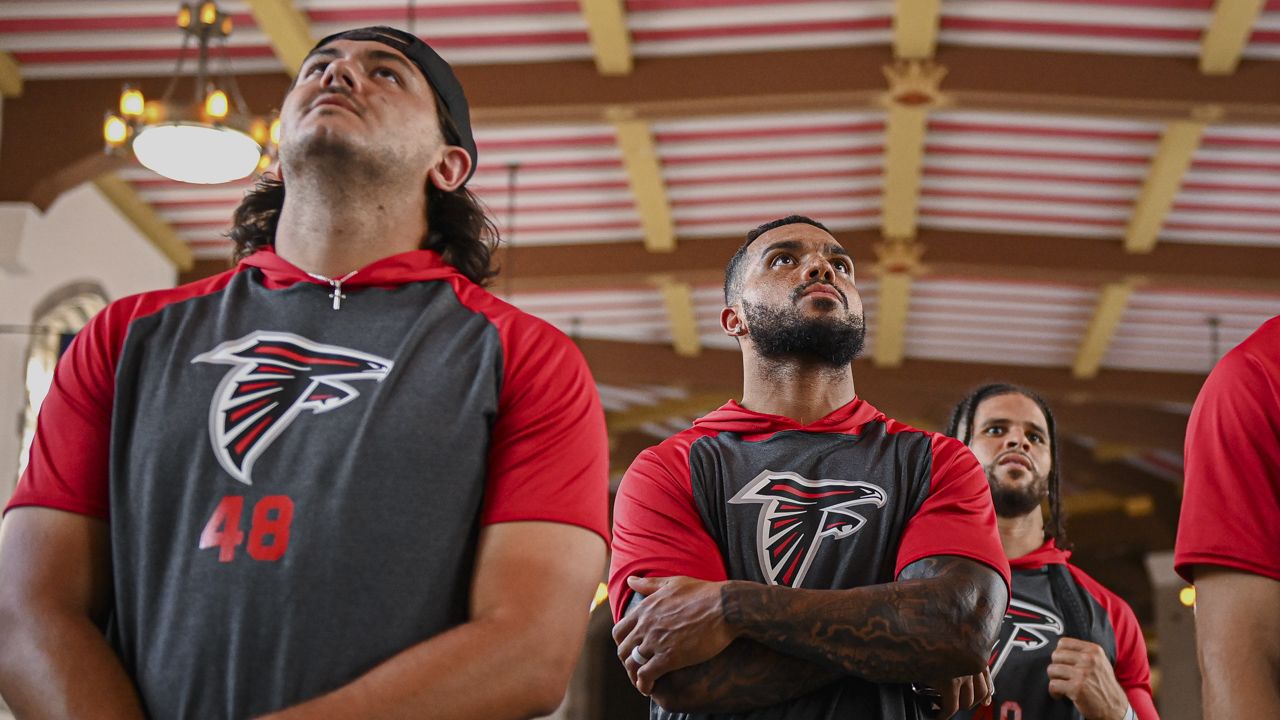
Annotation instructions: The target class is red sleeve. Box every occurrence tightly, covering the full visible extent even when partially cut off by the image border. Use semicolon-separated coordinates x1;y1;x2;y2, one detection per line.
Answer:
1175;320;1280;583
607;440;728;621
1068;567;1159;720
894;434;1011;594
479;313;610;544
5;301;126;519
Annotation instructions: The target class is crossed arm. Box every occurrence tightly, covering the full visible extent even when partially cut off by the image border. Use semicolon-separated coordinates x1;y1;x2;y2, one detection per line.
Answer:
0;508;606;719
613;555;1006;713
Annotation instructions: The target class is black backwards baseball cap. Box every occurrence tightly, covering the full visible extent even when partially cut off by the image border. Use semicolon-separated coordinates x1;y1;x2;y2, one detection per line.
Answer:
308;26;477;184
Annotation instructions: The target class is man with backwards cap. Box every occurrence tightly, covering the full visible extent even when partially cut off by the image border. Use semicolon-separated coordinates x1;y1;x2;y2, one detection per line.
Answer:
0;28;609;718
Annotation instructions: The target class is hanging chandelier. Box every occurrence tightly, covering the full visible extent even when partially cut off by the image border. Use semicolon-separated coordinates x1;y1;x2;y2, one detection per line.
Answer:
102;2;279;185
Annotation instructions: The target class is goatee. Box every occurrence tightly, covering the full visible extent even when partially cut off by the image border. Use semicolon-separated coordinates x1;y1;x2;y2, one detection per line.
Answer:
742;298;865;367
985;465;1049;518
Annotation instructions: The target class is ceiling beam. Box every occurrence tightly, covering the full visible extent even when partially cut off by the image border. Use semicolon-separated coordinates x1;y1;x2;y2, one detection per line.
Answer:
654;276;701;357
1200;0;1267;75
578;339;1207;410
611;114;675;252
478;230;1280;294
1073;279;1137;379
92;174;193;271
245;0;315;78
188;226;1280;292
579;0;633;76
0;51;22;98
1125;115;1211;254
893;0;941;60
8;44;1280;206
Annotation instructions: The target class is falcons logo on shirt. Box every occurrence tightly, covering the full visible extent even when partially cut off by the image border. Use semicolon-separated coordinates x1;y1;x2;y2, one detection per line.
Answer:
989;598;1065;679
730;470;886;588
193;332;394;485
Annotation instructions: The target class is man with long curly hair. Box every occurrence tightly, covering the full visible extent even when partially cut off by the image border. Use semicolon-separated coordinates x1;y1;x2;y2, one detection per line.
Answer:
0;27;608;719
946;384;1157;720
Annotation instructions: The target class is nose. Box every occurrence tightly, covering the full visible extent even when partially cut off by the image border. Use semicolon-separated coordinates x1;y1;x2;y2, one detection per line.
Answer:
804;256;834;283
321;58;359;91
1005;431;1029;451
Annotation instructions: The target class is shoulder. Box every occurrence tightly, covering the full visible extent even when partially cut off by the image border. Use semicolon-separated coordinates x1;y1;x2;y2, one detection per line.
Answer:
79;269;239;356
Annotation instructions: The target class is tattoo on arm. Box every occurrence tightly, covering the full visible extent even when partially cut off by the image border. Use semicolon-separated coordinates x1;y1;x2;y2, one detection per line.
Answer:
651;639;840;714
721;556;1006;683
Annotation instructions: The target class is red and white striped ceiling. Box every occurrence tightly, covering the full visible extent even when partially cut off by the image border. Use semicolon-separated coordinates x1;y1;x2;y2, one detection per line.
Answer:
5;1;1279;380
4;0;1280;78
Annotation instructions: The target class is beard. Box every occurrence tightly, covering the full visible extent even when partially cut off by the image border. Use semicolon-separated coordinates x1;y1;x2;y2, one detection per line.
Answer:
742;296;866;367
985;464;1050;518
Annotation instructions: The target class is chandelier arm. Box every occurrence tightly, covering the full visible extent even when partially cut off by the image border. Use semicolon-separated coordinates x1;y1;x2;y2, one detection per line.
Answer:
218;37;255;122
160;31;195;104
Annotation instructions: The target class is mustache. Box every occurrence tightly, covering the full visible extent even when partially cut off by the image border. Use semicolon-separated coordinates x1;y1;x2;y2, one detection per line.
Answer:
791;279;847;306
312;87;363;114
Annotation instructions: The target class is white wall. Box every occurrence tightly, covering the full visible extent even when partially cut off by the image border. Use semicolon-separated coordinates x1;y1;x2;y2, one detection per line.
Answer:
0;183;176;500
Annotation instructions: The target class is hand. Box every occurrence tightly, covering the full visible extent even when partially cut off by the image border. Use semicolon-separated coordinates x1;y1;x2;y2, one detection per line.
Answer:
612;576;739;695
1047;638;1129;720
916;668;993;718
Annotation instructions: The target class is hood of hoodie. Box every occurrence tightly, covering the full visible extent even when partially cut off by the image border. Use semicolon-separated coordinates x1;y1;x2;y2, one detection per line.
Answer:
1010;538;1072;570
692;397;884;438
240;246;462;291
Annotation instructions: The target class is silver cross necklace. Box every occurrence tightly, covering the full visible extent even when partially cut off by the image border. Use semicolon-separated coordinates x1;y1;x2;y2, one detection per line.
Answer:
305;269;360;310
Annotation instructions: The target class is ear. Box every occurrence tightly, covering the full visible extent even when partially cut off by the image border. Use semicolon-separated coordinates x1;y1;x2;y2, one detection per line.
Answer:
721;305;746;338
427;146;472;193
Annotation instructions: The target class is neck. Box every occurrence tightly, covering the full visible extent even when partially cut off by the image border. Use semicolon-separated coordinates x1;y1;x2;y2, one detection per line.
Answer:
738;348;856;425
273;168;430;278
997;510;1047;560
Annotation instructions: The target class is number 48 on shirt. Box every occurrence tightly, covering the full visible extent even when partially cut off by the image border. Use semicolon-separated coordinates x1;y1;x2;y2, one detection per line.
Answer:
199;495;295;562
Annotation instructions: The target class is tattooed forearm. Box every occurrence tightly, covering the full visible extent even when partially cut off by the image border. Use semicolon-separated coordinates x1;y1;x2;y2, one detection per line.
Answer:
721;556;1006;684
651;639;841;714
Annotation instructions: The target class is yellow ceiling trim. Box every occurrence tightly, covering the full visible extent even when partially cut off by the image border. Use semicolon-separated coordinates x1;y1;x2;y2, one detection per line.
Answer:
580;0;633;75
611;113;675;252
93;174;194;271
872;271;912;368
881;104;929;239
1073;279;1136;379
0;51;22;98
1124;116;1212;254
893;0;942;60
245;0;316;78
1200;0;1266;75
654;275;702;358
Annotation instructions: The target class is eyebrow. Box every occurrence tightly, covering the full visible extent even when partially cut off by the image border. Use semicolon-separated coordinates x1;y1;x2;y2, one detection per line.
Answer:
981;417;1049;436
761;240;851;258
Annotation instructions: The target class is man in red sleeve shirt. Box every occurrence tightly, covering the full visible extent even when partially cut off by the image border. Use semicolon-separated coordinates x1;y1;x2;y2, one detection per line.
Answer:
947;384;1158;720
0;27;608;719
1175;315;1280;718
609;215;1010;720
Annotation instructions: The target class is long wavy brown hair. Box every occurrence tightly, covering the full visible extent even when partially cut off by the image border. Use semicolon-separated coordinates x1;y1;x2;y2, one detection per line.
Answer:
227;100;499;286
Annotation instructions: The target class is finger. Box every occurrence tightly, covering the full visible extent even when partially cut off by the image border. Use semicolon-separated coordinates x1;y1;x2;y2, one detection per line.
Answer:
1054;637;1091;652
981;668;994;705
938;687;959;718
611;611;638;645
958;677;975;712
1050;647;1084;665
1047;678;1072;699
627;575;669;594
635;649;676;696
622;644;650;691
1046;663;1078;681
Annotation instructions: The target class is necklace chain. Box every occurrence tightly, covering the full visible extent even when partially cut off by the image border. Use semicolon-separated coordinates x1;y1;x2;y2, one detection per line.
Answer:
305;269;359;310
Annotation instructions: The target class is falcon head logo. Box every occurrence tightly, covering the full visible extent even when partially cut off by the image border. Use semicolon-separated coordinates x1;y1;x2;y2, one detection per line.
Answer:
730;470;886;588
193;332;394;485
989;598;1064;679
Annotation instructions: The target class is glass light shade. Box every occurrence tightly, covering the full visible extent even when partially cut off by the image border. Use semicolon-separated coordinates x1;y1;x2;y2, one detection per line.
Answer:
133;122;263;184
